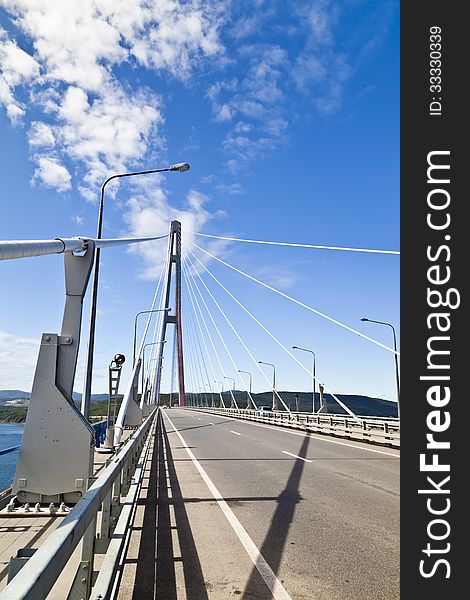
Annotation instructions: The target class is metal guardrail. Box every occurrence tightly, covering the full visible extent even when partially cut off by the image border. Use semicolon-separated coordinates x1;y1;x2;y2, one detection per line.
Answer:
190;407;400;448
0;408;157;600
90;411;160;599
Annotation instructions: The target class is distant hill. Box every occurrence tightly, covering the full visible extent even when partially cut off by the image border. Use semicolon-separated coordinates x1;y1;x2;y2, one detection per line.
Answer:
0;390;30;403
1;389;397;418
162;390;398;418
0;390;114;405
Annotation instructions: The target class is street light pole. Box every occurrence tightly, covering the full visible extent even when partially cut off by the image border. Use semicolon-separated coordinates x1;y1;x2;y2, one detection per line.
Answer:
205;384;215;407
259;361;276;410
133;308;170;367
238;369;253;409
361;317;400;419
81;162;190;419
224;376;236;408
142;341;166;396
214;380;224;408
292;346;316;413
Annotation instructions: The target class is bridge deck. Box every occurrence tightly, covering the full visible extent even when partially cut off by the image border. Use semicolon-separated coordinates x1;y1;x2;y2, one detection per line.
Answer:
0;429;135;597
116;408;400;600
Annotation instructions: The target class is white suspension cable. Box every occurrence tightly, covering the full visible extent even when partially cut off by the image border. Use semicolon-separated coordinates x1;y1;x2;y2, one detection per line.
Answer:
184;255;260;411
184;250;261;411
189;241;399;357
115;250;169;444
183;278;216;407
184;258;242;409
181;259;227;407
183;307;201;404
187;246;359;419
184;312;201;406
182;263;226;408
185;251;289;412
185;252;260;410
185;301;210;406
184;258;238;407
183;268;224;408
189;231;399;255
142;254;169;400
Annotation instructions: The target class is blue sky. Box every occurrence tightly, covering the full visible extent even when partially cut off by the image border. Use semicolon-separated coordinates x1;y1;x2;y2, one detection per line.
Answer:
0;0;399;403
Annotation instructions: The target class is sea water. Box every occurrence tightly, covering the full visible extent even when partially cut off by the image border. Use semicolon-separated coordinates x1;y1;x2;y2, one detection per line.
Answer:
0;423;23;491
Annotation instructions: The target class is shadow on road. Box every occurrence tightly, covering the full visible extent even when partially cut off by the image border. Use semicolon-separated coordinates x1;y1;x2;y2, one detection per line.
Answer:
161;421;209;600
166;420;229;434
132;411;309;599
242;434;311;599
132;411;208;600
131;411;165;599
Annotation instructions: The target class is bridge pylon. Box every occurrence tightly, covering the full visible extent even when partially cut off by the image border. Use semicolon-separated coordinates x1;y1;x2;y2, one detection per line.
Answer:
153;221;186;406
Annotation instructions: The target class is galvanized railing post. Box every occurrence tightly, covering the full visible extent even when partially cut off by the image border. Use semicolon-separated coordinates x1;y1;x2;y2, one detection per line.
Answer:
95;489;113;554
67;476;98;600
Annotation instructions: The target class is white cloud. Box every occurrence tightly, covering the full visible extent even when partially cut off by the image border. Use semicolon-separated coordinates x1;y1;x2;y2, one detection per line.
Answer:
205;2;358;168
0;27;40;123
32;156;71;192
234;121;252;133
292;0;352;113
216;182;244;196
74;215;84;226
207;43;290;170
125;2;223;78
0;331;39;391
253;264;300;291
54;84;163;195
305;0;338;44
209;44;287;124
124;184;228;279
1;1;223;87
0;0;224;197
28;121;55;146
214;103;233;122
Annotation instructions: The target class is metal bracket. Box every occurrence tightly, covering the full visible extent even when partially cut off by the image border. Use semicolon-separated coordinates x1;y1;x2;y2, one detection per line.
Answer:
7;549;37;583
12;243;96;504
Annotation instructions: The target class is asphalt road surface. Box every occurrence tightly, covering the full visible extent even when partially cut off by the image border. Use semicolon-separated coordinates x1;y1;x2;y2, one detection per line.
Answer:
120;408;399;600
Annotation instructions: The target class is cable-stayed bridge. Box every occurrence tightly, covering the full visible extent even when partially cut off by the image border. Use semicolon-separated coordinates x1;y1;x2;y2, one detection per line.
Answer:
0;221;399;599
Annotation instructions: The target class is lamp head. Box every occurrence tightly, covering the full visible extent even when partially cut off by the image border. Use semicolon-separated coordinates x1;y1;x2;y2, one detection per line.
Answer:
360;317;369;322
113;353;126;366
169;162;190;172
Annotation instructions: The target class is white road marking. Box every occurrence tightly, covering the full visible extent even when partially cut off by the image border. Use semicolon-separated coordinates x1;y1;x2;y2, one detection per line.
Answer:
197;417;202;420
209;422;215;425
230;430;241;436
164;412;293;600
181;409;399;458
282;450;312;463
